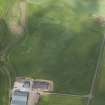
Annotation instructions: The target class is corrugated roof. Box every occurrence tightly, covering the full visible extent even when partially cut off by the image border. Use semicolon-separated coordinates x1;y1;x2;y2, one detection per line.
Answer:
11;91;29;105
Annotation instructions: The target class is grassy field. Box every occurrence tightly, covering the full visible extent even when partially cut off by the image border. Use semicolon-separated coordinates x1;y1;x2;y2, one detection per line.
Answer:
9;0;104;94
0;20;13;105
97;0;105;16
0;0;9;16
0;0;16;17
0;19;12;52
0;67;10;105
0;0;105;105
38;95;87;105
91;41;105;105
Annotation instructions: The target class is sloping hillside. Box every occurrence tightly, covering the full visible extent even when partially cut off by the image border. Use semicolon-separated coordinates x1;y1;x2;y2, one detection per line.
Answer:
0;0;105;105
9;0;104;94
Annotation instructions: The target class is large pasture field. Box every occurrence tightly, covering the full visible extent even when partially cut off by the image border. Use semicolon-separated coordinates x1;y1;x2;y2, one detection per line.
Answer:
9;0;103;94
0;0;105;105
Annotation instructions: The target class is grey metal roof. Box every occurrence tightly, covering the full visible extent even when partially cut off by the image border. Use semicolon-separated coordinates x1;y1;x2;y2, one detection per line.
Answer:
11;91;29;105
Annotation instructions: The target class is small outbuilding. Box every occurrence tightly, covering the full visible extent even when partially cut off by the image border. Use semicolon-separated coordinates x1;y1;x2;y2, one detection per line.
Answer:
11;91;29;105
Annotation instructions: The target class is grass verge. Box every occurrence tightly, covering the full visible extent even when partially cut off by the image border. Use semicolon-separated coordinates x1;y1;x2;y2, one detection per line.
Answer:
38;94;87;105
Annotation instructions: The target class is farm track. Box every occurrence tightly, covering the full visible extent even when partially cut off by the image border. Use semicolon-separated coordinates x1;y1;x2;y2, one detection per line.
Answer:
43;92;90;98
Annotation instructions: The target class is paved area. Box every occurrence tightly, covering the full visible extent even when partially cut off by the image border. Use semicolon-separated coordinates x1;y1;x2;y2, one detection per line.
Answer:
28;92;40;105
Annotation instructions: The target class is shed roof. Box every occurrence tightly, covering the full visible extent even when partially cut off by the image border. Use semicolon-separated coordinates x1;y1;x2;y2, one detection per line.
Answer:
11;91;29;105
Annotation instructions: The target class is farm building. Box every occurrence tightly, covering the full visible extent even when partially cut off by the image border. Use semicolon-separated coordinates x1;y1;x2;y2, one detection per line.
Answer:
10;91;29;105
32;79;54;92
10;77;53;105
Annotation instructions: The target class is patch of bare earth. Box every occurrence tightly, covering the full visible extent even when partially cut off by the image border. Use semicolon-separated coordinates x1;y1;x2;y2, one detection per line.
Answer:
9;0;27;34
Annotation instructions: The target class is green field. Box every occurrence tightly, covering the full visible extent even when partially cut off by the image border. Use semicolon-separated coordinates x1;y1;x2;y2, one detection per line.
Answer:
97;0;105;16
0;19;12;52
38;95;87;105
9;0;104;94
0;0;9;16
0;0;16;17
0;20;13;105
0;67;9;105
91;42;105;105
0;1;16;104
0;0;105;105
